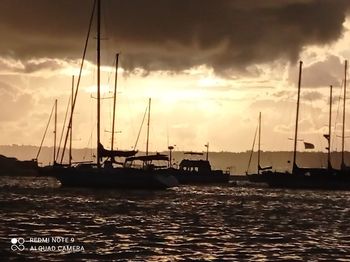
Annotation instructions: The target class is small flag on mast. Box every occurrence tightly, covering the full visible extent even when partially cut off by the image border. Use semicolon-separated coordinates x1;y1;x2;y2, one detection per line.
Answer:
304;142;315;149
323;134;330;140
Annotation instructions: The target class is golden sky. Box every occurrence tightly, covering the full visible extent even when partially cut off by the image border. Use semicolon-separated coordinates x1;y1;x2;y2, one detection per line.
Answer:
0;0;350;154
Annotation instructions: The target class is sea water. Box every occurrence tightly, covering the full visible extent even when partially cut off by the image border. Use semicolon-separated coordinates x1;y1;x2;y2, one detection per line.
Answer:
0;176;349;261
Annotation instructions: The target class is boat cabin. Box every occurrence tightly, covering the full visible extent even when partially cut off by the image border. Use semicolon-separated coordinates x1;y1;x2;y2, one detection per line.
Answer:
125;153;169;170
179;159;213;174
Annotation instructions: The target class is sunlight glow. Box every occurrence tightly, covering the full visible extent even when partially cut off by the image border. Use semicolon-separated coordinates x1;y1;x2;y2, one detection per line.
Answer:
198;76;226;87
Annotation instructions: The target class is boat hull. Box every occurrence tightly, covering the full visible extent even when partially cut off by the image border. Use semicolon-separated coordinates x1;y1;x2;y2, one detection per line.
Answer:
39;166;178;190
171;170;230;185
247;170;350;191
268;175;350;190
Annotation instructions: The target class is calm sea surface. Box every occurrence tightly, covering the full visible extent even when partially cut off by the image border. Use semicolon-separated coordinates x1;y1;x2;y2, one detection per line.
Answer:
0;176;350;261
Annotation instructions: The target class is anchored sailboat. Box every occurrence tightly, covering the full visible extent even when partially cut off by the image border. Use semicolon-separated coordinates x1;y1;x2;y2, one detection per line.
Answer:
99;53;138;166
290;61;332;176
259;61;350;190
245;112;275;182
39;0;178;189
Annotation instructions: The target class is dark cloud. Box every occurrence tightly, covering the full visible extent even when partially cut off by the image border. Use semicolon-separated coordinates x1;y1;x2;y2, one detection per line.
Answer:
272;90;294;99
299;55;344;88
272;89;324;103
22;59;65;73
0;57;73;74
0;0;349;73
302;90;324;101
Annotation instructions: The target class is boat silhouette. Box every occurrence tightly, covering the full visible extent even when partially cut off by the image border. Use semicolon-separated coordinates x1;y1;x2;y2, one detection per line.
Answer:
0;155;38;176
247;61;350;190
38;0;178;190
169;150;230;185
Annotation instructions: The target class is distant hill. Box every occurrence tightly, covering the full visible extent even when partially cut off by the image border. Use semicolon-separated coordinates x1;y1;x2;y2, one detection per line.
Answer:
0;145;349;175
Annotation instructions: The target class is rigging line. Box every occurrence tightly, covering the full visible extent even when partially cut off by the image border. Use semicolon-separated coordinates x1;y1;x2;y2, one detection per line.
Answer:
60;0;96;164
134;105;148;150
307;94;324;164
106;57;116;136
36;102;55;160
106;53;115;86
166;120;169;148
333;79;344;150
83;120;96;161
56;95;71;161
246;125;258;173
83;96;95;160
333;82;340;151
125;90;138;139
111;53;119;151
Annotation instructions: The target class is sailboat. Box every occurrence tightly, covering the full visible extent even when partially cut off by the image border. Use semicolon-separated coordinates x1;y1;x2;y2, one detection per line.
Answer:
245;112;276;183
289;61;334;177
123;98;178;172
39;0;178;190
255;61;350;190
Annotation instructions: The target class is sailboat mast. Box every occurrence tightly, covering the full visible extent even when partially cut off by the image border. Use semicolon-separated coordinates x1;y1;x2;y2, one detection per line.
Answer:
205;143;209;161
59;0;95;164
293;61;303;172
53;99;57;165
146;98;151;156
69;76;74;166
342;60;347;168
96;0;101;167
111;53;119;151
328;85;333;169
258;112;261;174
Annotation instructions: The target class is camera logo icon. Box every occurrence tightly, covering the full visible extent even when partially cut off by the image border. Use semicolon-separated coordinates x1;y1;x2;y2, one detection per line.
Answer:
11;238;25;251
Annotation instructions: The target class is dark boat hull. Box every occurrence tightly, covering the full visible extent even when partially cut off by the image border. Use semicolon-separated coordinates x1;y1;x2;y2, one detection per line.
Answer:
39;166;178;190
0;155;38;176
247;170;350;191
267;175;350;190
172;170;230;185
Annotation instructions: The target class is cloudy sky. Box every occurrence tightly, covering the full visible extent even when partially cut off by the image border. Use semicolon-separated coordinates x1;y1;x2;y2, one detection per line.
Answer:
1;0;350;156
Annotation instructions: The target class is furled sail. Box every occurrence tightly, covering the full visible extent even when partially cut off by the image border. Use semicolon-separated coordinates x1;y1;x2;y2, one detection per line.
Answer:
126;153;169;162
98;143;137;158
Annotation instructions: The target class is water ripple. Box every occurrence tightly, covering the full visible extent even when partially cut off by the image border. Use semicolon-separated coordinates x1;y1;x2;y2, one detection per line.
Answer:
0;177;350;260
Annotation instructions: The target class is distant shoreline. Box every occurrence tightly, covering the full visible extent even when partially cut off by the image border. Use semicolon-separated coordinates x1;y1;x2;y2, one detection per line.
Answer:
0;145;349;175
